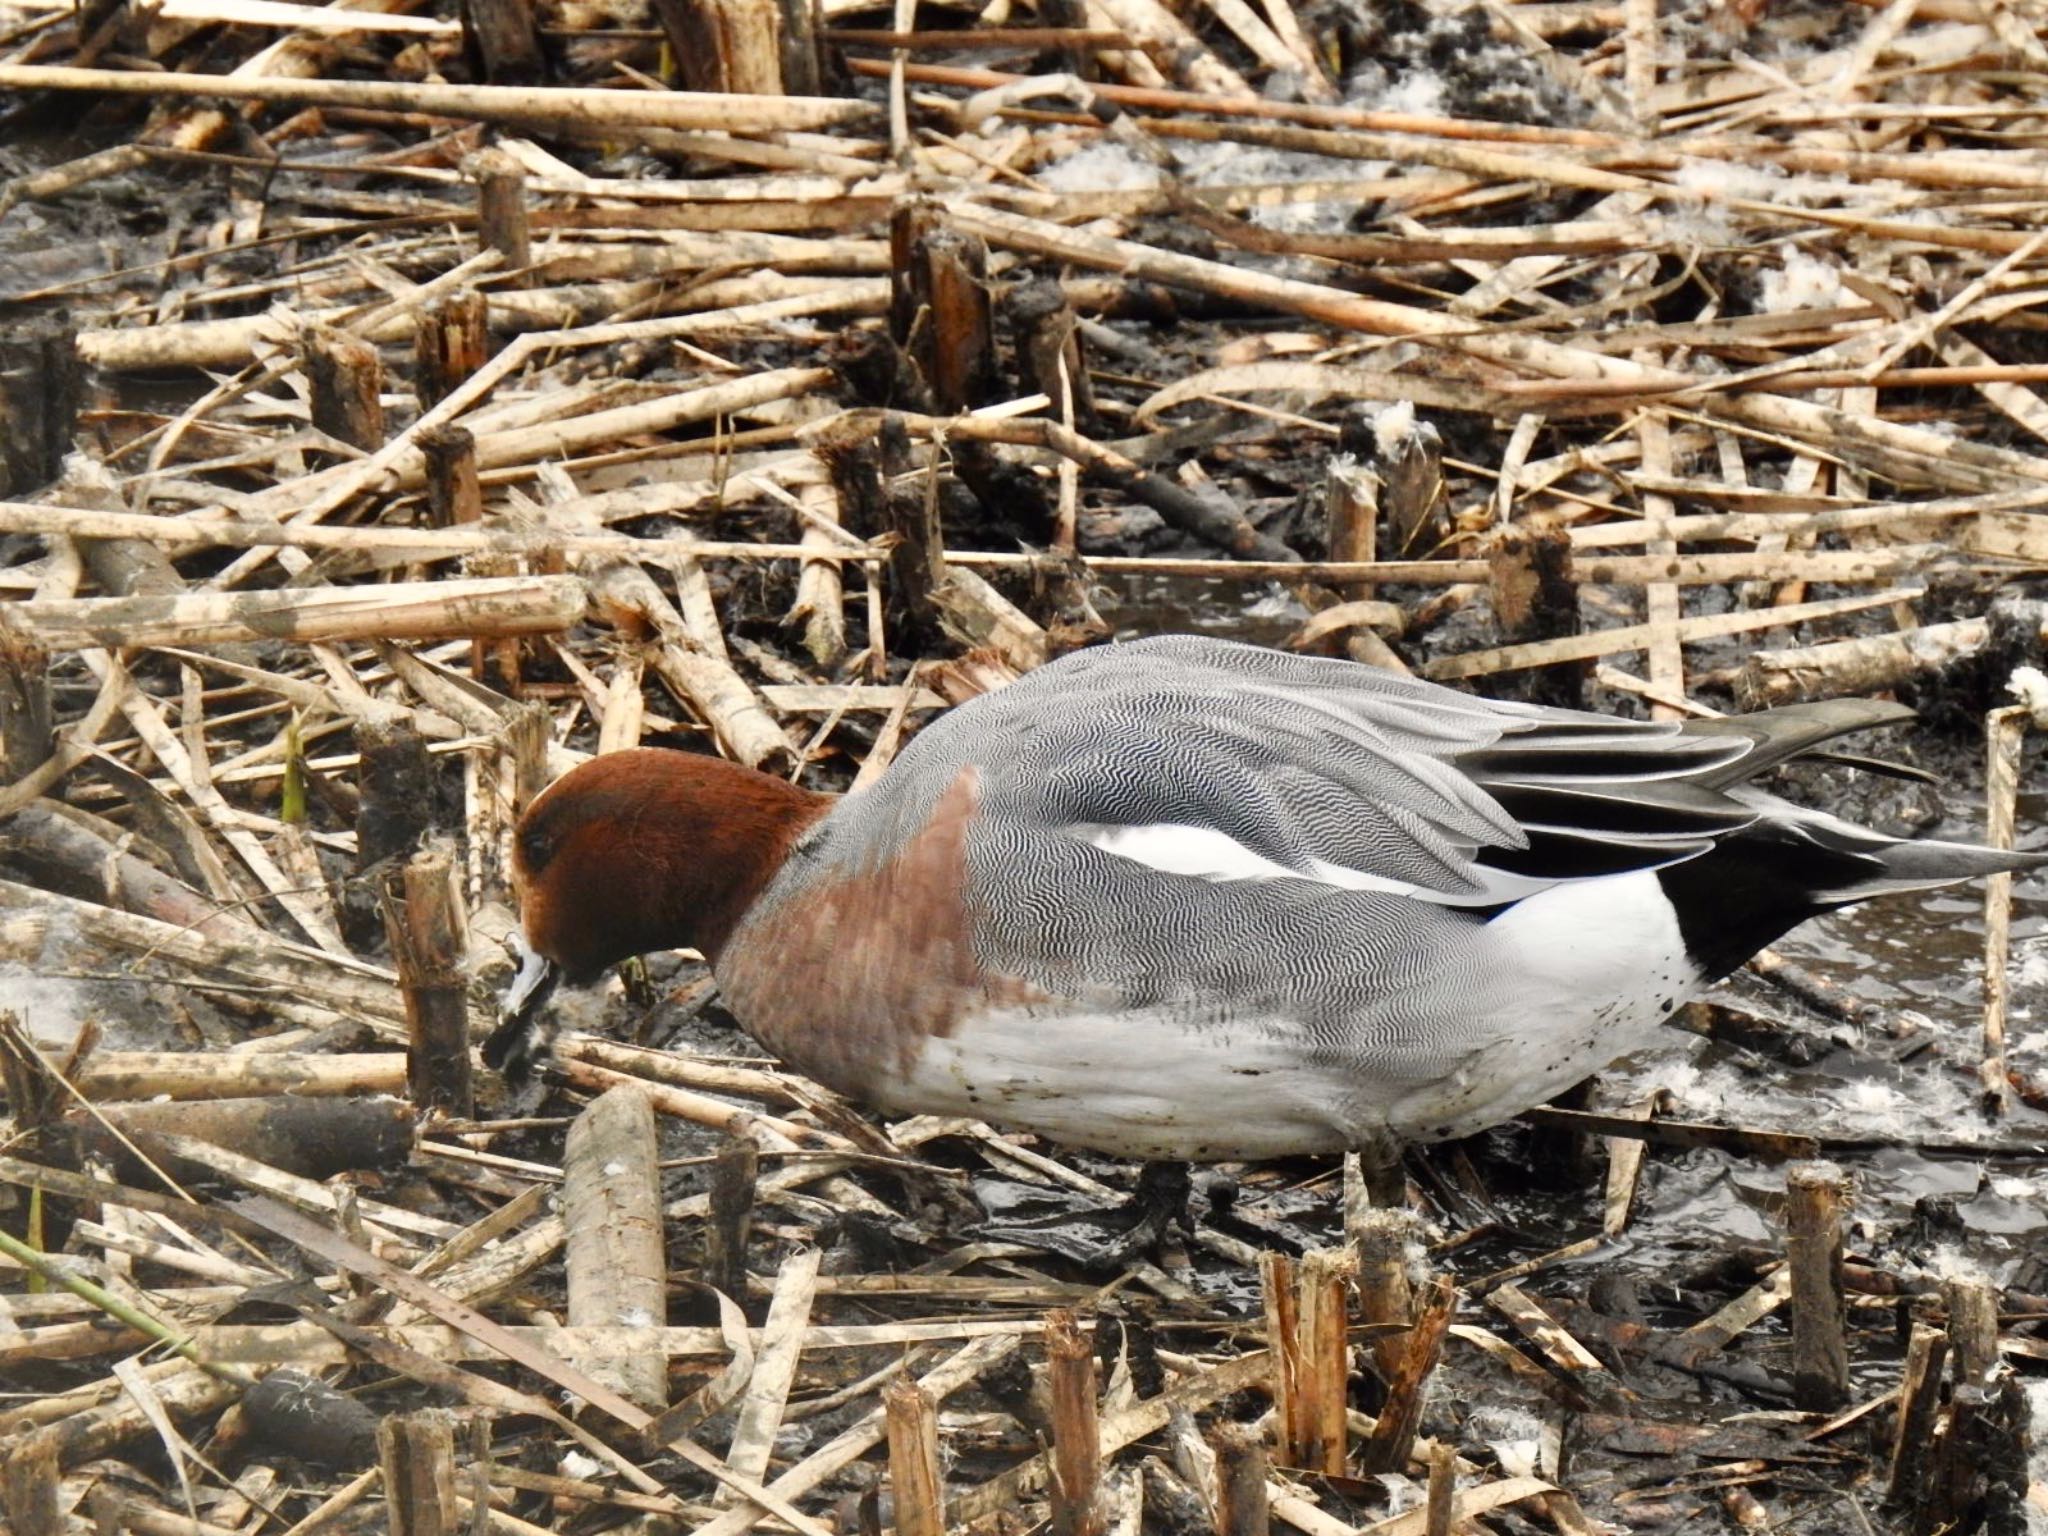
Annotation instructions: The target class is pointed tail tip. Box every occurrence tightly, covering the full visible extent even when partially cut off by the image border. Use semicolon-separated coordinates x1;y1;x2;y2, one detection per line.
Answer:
1824;838;2048;903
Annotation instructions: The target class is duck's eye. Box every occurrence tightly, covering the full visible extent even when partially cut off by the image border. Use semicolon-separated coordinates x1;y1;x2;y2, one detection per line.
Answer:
517;825;556;874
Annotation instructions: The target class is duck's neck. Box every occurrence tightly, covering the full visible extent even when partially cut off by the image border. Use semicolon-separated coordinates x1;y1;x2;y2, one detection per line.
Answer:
675;761;827;962
669;761;835;961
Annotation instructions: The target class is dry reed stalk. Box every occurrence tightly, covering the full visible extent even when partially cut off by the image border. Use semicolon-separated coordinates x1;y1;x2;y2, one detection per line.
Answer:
1263;1249;1356;1475
0;63;874;131
1601;1093;1659;1238
950;204;2048;494
1677;1268;1792;1365
70;1052;409;1100
1981;699;2034;1114
585;563;793;772
1047;1309;1105;1536
1427;587;1925;681
1357;1276;1452;1475
184;1316;1029;1368
1785;1162;1852;1413
721;1247;823;1497
378;1410;459;1536
2;577;586;652
885;1374;947;1536
1734;613;2024;708
562;1087;667;1412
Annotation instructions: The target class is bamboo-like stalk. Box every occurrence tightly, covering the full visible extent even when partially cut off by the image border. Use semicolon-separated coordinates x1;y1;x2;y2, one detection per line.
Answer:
0;64;876;131
1981;701;2033;1113
1047;1310;1104;1536
885;1374;947;1536
563;1087;668;1413
1785;1162;1852;1412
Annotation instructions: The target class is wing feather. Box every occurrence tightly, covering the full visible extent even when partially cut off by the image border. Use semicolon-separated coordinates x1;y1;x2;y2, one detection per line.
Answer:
848;636;1916;902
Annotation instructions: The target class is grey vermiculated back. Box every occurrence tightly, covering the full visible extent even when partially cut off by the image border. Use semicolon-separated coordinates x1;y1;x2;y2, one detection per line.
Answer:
810;633;1761;892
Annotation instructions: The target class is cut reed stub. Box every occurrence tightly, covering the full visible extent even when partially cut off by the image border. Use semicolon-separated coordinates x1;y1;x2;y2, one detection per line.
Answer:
1783;1160;1851;1413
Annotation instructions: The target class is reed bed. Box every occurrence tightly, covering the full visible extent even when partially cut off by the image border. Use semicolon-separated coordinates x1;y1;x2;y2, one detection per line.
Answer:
0;0;2044;1529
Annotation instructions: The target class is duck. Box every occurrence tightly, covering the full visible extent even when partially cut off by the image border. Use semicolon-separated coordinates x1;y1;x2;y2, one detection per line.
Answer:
486;634;2040;1177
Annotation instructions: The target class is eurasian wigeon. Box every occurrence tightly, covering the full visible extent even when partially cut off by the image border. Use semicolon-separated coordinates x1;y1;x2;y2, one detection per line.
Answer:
486;635;2040;1170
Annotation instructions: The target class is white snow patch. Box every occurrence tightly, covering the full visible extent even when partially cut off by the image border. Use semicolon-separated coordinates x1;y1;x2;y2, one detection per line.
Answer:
1840;1080;1906;1117
1920;1244;2002;1286
1465;1405;1545;1479
1037;142;1162;193
1674;158;1788;201
1379;71;1448;116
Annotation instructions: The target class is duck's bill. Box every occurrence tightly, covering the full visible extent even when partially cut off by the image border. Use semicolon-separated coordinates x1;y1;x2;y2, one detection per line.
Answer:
482;934;561;1076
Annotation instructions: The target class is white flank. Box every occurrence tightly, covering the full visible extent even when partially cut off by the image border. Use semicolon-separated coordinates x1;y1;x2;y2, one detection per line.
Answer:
1387;868;1702;1138
888;872;1708;1158
890;1003;1360;1162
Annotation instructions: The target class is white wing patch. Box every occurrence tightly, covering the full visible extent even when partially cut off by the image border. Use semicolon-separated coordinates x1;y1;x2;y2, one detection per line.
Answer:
1075;822;1557;905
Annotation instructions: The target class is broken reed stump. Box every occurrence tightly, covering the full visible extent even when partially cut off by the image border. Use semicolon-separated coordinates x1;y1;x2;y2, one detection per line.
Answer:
414;291;491;410
3;1428;61;1536
563;1085;667;1412
776;0;821;93
1262;1247;1355;1476
705;1130;759;1307
417;420;512;688
1350;1207;1419;1395
1886;1322;1949;1509
1046;1309;1104;1536
1783;1160;1851;1412
459;0;546;83
1375;409;1445;558
1943;1275;2000;1385
1008;278;1096;433
884;1374;946;1536
469;148;530;279
1324;455;1380;601
379;1408;459;1536
0;322;85;497
890;201;1000;413
384;842;472;1119
1489;518;1584;708
419;425;483;531
303;325;386;452
1358;1275;1454;1475
0;635;53;784
1209;1419;1270;1536
354;716;435;870
651;0;789;94
1917;1274;2011;1532
1424;1439;1456;1536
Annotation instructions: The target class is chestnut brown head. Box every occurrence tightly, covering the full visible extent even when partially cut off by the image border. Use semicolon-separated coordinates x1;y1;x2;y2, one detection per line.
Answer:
484;748;831;1081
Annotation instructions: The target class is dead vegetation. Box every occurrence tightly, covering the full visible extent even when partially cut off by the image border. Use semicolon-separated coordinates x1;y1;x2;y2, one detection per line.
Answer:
0;0;2046;1528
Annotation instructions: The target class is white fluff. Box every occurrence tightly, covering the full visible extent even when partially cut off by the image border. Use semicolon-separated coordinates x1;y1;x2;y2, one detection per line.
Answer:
2007;665;2048;727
